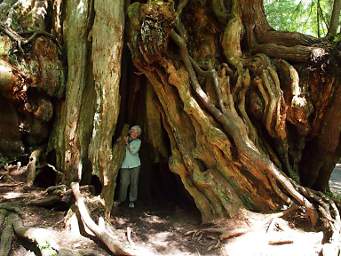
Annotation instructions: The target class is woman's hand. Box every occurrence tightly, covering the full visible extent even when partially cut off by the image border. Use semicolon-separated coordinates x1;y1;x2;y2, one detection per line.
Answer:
124;136;129;144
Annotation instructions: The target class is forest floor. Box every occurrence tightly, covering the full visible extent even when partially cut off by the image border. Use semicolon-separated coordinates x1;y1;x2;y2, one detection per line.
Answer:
1;164;341;256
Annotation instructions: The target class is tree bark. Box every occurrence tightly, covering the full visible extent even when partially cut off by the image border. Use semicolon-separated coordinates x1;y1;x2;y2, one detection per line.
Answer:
126;1;341;237
49;0;125;189
100;125;128;218
56;0;92;183
88;0;125;209
0;0;64;162
26;146;44;186
328;0;341;37
300;75;341;191
1;0;341;253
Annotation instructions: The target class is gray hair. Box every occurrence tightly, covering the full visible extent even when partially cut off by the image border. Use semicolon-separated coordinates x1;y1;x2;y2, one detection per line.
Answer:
130;125;142;136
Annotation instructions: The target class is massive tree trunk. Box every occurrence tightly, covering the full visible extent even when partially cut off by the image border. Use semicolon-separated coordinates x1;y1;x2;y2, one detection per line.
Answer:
0;1;127;253
88;0;125;216
1;0;341;253
126;0;341;233
0;0;64;163
49;0;125;191
0;0;125;210
50;0;93;184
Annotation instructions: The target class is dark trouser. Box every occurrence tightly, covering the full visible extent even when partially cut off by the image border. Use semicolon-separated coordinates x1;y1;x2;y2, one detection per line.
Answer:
119;166;140;203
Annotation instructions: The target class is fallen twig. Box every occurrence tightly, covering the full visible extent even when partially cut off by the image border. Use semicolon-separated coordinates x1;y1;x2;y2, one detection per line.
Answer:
268;240;293;245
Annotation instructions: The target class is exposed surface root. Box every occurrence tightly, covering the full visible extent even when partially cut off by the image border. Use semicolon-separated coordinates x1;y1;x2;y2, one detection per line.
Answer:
0;202;60;256
294;185;341;254
2;170;341;255
28;184;93;209
71;182;131;255
185;208;325;255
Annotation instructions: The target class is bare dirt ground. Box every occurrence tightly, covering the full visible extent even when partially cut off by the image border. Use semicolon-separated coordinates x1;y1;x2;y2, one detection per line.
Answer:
1;164;341;255
0;165;213;256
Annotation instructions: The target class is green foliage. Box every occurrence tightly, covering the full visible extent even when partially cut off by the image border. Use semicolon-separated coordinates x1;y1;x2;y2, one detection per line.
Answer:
332;32;341;42
38;241;58;256
325;190;341;201
0;155;8;167
264;0;335;37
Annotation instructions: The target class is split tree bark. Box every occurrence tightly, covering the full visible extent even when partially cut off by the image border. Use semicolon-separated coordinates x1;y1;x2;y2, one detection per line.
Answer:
88;0;126;217
49;1;126;219
50;0;92;184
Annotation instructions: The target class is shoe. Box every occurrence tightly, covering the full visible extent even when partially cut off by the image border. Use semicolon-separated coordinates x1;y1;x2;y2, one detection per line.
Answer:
114;201;122;207
129;202;135;208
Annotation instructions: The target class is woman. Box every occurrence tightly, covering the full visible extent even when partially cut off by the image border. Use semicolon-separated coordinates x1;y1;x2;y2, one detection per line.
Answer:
117;125;142;208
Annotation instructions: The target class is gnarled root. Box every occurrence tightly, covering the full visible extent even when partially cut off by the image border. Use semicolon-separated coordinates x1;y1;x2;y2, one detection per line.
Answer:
28;184;93;209
185;207;325;254
294;185;341;254
0;203;60;256
71;182;131;255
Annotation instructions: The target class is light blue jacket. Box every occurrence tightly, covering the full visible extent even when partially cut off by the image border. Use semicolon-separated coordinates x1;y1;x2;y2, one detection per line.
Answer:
121;139;141;168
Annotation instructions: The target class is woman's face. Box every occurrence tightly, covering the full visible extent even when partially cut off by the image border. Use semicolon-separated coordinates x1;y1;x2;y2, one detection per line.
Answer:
129;129;139;139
